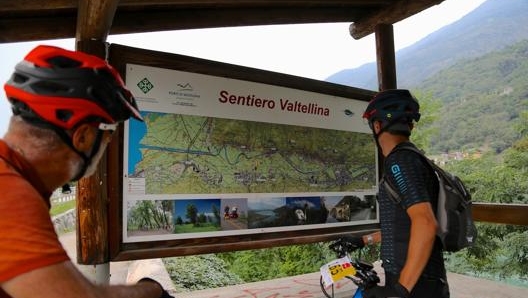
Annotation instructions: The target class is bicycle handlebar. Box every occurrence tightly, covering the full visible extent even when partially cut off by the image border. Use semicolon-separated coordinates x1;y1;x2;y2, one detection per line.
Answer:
326;237;380;290
328;236;363;258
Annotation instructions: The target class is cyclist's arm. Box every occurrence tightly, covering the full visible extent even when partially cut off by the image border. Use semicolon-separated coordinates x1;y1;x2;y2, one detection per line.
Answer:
2;260;163;298
398;201;437;292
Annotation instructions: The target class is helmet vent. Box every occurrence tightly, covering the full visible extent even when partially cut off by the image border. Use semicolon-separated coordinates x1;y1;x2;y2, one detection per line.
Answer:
12;73;29;84
56;109;73;123
47;55;82;68
32;81;71;95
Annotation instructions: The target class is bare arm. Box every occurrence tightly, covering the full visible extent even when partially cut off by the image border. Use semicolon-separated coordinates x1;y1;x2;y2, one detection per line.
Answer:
2;261;163;298
398;201;438;292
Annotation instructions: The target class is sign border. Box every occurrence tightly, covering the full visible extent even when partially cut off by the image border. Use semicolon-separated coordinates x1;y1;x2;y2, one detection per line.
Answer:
108;43;380;261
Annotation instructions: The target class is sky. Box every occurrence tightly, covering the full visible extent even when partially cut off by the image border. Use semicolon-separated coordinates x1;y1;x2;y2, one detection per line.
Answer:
0;0;487;136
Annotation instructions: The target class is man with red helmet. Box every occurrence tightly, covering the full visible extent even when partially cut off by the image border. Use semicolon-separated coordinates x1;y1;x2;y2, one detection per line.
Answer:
344;89;449;298
0;45;174;298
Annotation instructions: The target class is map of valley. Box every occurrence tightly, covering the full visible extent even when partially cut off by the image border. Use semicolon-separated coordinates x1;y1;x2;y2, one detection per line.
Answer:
128;113;376;195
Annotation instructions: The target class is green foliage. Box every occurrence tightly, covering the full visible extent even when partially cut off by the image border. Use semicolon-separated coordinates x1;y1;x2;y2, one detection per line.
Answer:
441;129;528;281
409;91;442;153
163;254;244;292
128;200;173;230
50;200;76;217
217;243;335;282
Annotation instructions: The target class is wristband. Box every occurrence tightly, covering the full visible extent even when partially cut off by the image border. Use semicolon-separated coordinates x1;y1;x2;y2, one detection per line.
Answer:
366;234;374;245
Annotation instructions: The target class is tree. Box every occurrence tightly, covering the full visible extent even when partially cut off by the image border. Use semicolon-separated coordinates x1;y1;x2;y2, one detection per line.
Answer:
409;90;442;153
186;204;198;225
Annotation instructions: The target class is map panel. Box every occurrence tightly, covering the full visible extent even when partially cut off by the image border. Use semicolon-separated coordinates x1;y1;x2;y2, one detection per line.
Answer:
127;113;376;195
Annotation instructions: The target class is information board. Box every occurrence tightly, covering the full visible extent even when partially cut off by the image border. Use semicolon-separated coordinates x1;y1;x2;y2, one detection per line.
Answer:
123;63;378;243
107;44;379;260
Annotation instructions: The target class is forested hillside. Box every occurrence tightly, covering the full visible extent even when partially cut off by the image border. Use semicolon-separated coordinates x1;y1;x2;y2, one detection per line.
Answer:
326;0;528;90
419;39;528;154
326;0;528;155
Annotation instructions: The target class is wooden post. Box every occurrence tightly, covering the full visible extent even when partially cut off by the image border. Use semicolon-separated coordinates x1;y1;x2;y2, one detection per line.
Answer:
375;24;397;91
373;23;397;180
75;39;111;284
73;0;119;284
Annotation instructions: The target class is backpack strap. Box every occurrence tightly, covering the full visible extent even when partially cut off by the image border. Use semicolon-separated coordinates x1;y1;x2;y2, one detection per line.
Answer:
381;143;436;206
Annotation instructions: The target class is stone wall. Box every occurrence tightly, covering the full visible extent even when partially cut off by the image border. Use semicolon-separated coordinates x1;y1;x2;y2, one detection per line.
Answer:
52;208;76;234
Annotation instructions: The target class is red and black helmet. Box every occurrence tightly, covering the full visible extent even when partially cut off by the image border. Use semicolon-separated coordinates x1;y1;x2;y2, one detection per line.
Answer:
3;45;143;130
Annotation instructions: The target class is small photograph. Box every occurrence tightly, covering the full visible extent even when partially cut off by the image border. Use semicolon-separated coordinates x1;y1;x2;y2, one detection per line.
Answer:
323;194;377;223
247;196;329;228
247;197;286;229
127;200;174;237
173;199;222;234
285;196;329;225
221;198;249;230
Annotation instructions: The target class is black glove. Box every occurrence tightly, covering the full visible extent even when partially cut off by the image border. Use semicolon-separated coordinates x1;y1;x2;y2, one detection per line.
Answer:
138;277;175;298
363;282;410;298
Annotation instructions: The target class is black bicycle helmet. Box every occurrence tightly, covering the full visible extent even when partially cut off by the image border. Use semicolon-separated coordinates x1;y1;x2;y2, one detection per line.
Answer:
4;45;143;130
362;89;420;135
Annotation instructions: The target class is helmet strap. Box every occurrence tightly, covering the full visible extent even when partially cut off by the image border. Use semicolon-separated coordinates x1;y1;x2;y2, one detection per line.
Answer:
370;119;411;152
18;115;105;182
69;130;104;182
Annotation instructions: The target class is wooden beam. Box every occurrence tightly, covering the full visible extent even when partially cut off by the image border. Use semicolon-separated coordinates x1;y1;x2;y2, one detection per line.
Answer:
472;203;528;226
0;17;76;43
112;226;381;261
75;40;109;265
0;0;76;11
0;7;366;43
350;0;445;39
74;2;117;265
375;23;397;91
109;7;365;35
76;0;119;42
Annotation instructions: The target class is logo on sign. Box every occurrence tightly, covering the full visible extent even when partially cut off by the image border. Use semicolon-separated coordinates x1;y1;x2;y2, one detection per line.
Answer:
137;78;154;94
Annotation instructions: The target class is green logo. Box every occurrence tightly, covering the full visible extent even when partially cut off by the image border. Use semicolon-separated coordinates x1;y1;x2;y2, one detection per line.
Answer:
137;78;154;94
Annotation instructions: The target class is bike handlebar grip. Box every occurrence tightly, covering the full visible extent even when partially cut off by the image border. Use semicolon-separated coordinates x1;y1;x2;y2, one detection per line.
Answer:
340;236;365;251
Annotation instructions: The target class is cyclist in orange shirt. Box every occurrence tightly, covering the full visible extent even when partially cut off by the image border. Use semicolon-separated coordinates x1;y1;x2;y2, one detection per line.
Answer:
0;45;173;298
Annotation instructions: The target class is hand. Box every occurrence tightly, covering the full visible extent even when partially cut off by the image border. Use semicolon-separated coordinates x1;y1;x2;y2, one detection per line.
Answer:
363;282;410;298
138;277;175;298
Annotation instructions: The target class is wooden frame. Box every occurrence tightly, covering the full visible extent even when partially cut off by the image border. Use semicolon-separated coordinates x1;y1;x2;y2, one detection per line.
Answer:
107;44;379;261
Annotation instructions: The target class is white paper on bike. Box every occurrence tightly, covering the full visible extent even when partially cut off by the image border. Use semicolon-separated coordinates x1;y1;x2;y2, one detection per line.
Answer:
320;256;357;287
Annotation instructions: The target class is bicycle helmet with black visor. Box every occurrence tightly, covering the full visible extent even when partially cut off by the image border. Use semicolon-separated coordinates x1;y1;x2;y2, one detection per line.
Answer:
362;89;420;138
3;45;144;180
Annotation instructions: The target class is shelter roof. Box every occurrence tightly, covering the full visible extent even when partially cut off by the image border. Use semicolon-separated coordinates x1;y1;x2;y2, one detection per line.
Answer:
1;0;444;43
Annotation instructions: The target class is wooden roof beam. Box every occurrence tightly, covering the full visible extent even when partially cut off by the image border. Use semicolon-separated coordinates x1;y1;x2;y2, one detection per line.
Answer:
109;7;368;35
349;0;445;39
0;17;75;43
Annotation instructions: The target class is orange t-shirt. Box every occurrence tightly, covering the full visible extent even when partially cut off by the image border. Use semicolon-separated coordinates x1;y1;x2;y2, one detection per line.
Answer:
0;140;69;295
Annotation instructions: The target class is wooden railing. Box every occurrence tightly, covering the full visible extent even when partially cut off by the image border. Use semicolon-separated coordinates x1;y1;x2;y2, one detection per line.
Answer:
472;202;528;226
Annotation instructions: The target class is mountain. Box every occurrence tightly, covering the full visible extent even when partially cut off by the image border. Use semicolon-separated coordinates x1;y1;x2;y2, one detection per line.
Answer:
326;0;528;89
423;39;528;153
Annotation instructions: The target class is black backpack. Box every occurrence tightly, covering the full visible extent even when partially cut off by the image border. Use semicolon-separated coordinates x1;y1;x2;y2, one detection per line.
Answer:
382;145;478;252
